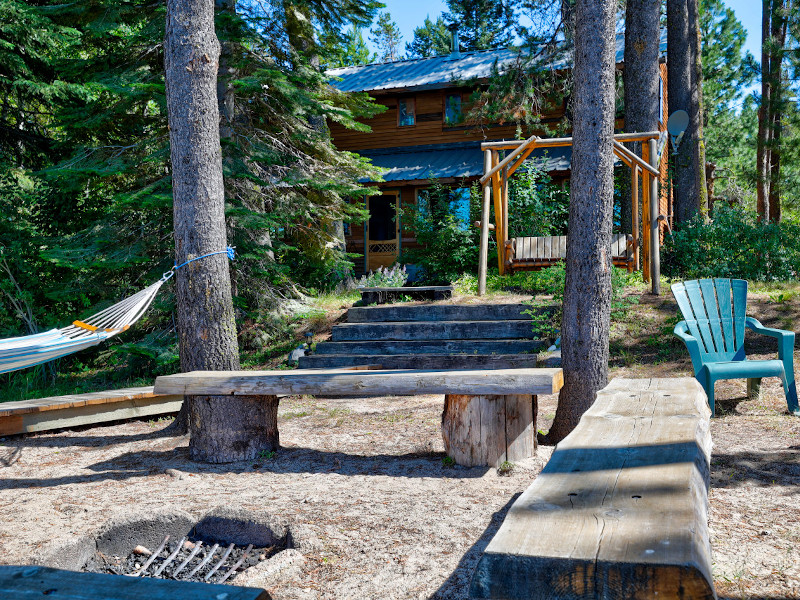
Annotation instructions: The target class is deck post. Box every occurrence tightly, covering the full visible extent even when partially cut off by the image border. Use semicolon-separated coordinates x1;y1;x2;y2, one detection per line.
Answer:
502;167;509;257
479;150;492;295
649;138;660;294
491;151;504;275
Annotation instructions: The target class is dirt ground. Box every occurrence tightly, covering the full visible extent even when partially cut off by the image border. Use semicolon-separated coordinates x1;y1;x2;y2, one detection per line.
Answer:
1;288;799;599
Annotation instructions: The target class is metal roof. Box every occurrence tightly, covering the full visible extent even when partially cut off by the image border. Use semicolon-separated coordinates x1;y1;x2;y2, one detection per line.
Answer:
328;32;667;94
358;142;573;182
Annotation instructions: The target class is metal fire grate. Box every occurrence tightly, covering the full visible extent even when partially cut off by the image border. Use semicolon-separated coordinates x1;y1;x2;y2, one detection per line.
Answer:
103;535;271;584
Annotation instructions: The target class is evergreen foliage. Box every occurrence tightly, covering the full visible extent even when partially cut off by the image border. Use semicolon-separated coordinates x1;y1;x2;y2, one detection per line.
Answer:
370;12;404;62
442;0;517;50
406;16;451;58
0;0;383;388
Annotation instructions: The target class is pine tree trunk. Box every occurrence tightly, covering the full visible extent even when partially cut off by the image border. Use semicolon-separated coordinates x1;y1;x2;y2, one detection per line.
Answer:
767;0;786;223
545;0;616;444
623;0;661;235
668;0;707;224
757;0;773;221
165;0;277;461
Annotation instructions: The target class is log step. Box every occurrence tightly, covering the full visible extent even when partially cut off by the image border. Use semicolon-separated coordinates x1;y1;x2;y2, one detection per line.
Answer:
312;339;546;356
331;320;537;342
298;353;538;370
346;303;547;323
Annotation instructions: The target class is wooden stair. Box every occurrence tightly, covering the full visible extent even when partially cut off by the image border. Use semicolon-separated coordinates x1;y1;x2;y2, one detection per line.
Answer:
299;303;547;370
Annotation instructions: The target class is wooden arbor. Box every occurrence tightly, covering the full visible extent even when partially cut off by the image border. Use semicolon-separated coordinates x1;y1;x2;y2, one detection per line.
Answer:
476;132;664;295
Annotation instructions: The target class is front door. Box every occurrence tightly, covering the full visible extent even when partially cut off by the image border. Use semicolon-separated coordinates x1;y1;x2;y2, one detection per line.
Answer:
366;191;400;272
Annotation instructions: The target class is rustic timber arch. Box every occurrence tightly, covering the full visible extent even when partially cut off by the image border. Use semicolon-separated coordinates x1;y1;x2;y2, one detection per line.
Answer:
475;132;664;295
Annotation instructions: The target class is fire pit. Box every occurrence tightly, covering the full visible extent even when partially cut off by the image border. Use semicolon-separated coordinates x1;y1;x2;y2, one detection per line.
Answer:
34;507;312;587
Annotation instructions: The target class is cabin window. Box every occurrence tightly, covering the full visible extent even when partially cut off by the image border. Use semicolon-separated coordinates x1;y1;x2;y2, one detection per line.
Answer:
398;98;416;127
444;93;463;125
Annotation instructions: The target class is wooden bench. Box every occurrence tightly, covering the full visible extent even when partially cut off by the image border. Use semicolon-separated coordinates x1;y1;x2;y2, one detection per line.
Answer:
154;368;563;466
505;233;634;272
470;377;715;599
0;387;183;436
0;565;268;600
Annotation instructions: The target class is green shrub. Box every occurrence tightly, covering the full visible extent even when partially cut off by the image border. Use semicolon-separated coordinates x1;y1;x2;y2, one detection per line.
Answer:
662;205;800;281
356;265;408;288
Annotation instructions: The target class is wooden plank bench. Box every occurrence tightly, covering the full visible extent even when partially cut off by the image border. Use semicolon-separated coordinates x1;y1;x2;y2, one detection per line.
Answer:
0;565;269;600
470;377;715;599
0;387;183;436
154;368;563;466
505;233;634;272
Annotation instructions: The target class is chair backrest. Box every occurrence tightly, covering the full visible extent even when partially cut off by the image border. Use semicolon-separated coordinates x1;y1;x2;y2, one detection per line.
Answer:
671;278;748;362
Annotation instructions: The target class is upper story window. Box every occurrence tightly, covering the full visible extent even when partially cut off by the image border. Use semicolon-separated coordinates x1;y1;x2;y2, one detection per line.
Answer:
444;93;463;126
398;98;415;127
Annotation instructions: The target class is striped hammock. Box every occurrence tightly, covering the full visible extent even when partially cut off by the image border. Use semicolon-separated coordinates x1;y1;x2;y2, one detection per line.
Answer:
0;279;165;375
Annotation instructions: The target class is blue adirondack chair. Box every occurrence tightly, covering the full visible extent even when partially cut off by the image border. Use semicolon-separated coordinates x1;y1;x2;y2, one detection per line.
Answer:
672;278;799;416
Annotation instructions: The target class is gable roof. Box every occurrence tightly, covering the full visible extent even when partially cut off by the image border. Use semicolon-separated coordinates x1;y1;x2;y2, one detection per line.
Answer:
328;32;667;94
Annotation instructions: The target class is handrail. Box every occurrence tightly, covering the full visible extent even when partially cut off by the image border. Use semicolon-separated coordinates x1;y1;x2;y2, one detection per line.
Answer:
479;135;538;186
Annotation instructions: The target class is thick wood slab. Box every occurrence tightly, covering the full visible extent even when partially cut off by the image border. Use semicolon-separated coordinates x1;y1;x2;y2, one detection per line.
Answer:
155;368;563;397
347;303;533;323
0;565;269;600
311;339;547;356
0;387;183;436
470;378;715;600
299;353;538;370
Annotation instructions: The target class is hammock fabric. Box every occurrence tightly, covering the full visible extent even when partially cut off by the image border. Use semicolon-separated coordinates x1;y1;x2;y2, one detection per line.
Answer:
0;280;165;375
0;246;234;375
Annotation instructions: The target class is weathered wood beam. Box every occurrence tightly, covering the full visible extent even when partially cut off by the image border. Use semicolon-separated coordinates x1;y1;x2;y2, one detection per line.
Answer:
470;377;715;600
154;368;564;397
481;131;661;151
632;165;640;270
642;143;652;283
491;151;505;275
649;138;661;294
479;135;538;186
613;141;660;176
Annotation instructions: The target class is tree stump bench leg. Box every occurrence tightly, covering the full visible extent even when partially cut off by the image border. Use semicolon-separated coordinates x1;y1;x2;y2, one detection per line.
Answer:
747;377;762;400
188;395;279;463
441;394;537;467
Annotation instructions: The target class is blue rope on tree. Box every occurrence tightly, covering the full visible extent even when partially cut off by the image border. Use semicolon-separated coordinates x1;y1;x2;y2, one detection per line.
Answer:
161;246;235;281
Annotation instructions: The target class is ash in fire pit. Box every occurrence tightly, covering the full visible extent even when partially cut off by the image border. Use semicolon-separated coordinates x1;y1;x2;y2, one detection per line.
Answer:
34;507;313;588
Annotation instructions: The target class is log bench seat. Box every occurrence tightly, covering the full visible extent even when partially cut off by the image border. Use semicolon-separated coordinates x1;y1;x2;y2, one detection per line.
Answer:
154;368;563;466
470;377;715;600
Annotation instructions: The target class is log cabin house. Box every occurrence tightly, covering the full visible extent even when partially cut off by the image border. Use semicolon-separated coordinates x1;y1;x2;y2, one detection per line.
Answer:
327;31;670;276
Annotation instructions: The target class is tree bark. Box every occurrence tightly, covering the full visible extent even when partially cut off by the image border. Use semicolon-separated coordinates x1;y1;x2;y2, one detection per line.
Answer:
757;0;773;221
668;0;708;224
545;0;616;444
623;0;661;235
165;0;277;461
767;0;787;223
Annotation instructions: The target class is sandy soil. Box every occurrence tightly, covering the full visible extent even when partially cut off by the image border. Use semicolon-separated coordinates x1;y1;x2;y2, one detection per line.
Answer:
1;289;799;599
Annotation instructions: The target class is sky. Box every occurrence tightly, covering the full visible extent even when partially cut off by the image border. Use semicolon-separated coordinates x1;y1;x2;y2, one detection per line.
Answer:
372;0;762;63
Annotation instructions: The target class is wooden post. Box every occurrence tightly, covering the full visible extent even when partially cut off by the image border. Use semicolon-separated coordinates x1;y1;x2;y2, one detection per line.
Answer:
632;166;640;270
478;150;492;295
649;138;660;295
491;151;505;275
641;144;651;283
502;167;509;256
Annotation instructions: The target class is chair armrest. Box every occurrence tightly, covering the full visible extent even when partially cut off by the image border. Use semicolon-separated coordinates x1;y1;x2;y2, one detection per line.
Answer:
746;317;795;359
674;321;704;374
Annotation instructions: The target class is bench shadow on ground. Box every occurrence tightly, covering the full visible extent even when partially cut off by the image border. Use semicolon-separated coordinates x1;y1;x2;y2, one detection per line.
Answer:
0;441;491;490
427;493;520;600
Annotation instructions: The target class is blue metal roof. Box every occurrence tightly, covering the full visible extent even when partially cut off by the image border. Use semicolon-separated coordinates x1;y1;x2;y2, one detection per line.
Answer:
328;32;667;94
359;142;573;182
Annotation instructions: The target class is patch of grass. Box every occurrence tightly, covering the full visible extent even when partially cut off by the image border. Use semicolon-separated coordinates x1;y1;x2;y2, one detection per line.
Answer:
497;461;515;476
281;410;310;420
441;456;455;468
257;450;277;460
